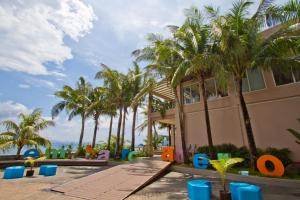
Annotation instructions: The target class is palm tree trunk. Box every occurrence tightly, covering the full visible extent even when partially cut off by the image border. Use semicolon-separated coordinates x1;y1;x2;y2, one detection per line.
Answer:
107;115;113;151
200;76;215;159
174;86;189;164
120;107;127;151
131;106;138;151
115;106;123;158
168;125;171;146
237;79;257;170
92;113;100;148
153;123;158;150
16;145;23;159
78;114;85;148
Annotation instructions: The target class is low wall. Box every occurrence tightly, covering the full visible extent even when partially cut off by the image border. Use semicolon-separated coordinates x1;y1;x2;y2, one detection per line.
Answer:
0;159;108;169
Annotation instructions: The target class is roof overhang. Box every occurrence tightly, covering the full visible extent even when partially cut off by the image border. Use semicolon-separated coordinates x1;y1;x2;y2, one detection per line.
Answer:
152;79;175;101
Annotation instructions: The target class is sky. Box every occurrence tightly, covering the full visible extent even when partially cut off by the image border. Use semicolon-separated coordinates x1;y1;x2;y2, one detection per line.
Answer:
0;0;288;148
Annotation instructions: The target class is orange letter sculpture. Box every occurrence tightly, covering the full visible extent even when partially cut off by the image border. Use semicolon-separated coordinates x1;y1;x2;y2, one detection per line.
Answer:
257;155;285;177
161;147;174;162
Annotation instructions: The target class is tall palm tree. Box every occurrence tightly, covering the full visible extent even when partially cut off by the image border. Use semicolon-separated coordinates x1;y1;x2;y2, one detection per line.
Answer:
133;34;189;163
119;72;133;151
207;0;300;169
52;77;92;148
171;7;224;159
105;101;117;151
0;109;53;158
87;87;111;148
128;62;150;151
95;64;127;157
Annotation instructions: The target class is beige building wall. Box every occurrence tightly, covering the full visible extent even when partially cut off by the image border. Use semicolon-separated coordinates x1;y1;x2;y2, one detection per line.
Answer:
180;70;300;161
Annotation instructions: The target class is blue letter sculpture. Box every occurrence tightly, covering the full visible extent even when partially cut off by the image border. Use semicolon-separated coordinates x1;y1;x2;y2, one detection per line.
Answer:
193;153;209;169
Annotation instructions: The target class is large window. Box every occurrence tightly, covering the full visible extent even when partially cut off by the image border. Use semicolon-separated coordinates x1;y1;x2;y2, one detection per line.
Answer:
242;68;266;92
205;78;228;100
183;84;200;104
272;66;300;86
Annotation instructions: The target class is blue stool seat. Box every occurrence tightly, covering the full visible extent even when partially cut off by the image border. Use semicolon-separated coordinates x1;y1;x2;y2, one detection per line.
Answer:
3;166;25;179
230;182;251;200
39;165;58;176
238;185;262;200
187;180;211;200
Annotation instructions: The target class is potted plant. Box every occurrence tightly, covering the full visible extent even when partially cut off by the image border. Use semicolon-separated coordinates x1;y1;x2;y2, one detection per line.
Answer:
209;158;244;200
24;157;36;177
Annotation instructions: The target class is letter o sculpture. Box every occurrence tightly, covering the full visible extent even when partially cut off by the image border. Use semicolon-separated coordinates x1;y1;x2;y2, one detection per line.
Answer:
257;155;285;177
161;147;174;162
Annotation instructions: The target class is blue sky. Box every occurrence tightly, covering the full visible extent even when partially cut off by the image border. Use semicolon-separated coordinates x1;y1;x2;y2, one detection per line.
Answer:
0;0;288;146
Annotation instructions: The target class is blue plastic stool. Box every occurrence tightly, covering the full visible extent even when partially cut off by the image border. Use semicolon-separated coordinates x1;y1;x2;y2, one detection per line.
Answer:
121;149;130;160
39;165;57;176
193;154;209;169
238;185;262;200
187;180;211;200
3;166;25;179
230;182;251;200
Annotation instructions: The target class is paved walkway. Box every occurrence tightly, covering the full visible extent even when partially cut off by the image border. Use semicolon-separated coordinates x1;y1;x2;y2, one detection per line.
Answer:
52;160;171;200
127;166;300;200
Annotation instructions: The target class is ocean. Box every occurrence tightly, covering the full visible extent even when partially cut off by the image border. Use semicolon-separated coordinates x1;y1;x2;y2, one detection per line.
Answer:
0;141;77;156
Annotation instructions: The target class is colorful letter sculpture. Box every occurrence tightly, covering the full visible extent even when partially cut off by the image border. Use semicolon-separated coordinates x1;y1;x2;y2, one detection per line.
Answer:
161;147;174;162
128;151;137;161
217;153;231;160
193;154;209;169
23;149;40;159
51;149;58;159
58;148;66;159
187;180;211;200
121;149;130;160
98;150;110;160
257;155;285;177
86;145;97;158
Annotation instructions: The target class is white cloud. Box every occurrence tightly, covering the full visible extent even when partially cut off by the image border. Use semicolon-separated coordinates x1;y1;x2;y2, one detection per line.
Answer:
18;84;31;89
0;0;96;75
0;101;32;119
25;78;56;89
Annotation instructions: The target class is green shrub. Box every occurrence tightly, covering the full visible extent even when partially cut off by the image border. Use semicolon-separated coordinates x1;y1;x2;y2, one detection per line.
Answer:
259;147;292;167
197;143;292;168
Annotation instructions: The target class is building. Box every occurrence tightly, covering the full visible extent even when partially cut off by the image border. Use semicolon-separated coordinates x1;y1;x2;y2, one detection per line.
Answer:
147;23;300;162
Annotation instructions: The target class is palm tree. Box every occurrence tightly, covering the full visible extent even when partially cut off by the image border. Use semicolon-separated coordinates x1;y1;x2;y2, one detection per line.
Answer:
133;34;189;163
128;62;150;151
207;0;300;169
119;72;133;152
87;87;111;148
95;64;127;157
105;101;117;152
170;7;224;159
52;77;92;148
0;109;53;158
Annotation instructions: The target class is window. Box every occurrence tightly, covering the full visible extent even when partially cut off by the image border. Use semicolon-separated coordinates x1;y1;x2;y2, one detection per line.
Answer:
242;68;266;92
183;84;200;104
272;66;300;86
205;78;228;100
